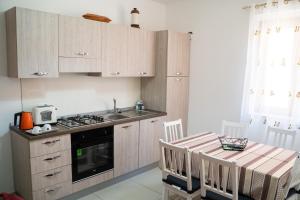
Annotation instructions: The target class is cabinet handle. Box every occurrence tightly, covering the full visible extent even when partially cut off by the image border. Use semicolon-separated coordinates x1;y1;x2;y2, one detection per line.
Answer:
176;78;182;81
122;125;132;129
83;52;88;56
42;139;60;145
116;72;120;75
143;72;147;75
176;72;182;75
111;72;120;76
45;186;62;193
33;72;48;76
151;120;158;123
44;171;62;177
44;155;61;161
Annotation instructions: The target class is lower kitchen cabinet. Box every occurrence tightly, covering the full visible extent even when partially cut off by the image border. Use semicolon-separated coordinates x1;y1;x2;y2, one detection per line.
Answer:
114;121;139;177
139;116;166;168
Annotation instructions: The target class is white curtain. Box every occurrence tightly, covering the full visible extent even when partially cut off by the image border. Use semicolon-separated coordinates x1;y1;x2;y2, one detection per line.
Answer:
241;0;300;142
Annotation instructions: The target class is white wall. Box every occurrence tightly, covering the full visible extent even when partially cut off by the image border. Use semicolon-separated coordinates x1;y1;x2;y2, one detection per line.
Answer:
0;0;166;192
166;0;260;134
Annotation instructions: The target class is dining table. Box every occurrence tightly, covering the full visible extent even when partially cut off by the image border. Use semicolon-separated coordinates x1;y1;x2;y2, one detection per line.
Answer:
170;132;299;200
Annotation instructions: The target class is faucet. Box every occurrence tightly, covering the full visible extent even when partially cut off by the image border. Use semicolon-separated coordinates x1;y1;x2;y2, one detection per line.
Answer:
113;98;117;113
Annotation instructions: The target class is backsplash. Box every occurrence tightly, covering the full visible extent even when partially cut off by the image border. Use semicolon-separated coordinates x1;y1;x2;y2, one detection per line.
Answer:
21;74;141;116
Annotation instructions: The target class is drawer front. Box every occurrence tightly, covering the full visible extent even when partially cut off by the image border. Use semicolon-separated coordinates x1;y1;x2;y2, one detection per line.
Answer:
72;170;113;193
33;181;72;200
31;150;71;174
30;134;71;158
32;165;71;191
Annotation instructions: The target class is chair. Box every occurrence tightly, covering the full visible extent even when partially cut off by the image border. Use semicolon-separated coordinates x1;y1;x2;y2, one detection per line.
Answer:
164;119;184;142
160;139;201;200
221;120;248;138
198;151;253;200
264;126;297;149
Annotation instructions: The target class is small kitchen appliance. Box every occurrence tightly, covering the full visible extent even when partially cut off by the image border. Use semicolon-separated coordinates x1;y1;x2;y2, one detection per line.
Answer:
14;112;34;130
32;105;57;125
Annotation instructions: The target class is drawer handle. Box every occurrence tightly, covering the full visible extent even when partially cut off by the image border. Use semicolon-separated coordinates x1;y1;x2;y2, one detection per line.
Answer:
176;72;182;75
45;186;62;193
44;155;61;161
43;139;60;145
33;72;48;76
176;78;182;81
122;125;132;129
142;72;147;75
44;171;62;177
151;120;158;123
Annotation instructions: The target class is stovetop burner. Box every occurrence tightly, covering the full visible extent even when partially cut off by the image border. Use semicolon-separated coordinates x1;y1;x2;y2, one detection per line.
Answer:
58;114;105;128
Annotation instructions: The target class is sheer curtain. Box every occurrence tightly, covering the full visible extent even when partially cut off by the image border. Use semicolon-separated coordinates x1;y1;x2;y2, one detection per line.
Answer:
241;0;300;142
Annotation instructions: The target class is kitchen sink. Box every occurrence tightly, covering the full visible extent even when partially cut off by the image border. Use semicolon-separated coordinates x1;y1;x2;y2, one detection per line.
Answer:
106;114;129;120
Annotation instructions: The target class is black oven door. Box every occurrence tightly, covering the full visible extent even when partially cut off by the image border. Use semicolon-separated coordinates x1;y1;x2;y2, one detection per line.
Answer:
71;127;113;182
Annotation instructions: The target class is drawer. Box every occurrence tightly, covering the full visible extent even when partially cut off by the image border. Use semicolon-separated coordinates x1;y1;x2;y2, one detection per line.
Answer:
33;181;72;200
32;165;71;191
59;57;99;73
72;170;113;193
31;150;71;174
30;134;71;158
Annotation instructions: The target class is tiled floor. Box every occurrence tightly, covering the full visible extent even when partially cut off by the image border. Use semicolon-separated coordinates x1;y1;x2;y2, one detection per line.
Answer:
76;168;189;200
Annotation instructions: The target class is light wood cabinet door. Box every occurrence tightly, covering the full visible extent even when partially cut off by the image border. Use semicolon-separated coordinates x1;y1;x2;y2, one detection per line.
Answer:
166;77;189;134
6;7;59;78
139;116;166;168
59;16;99;59
167;31;190;77
114;121;139;177
102;24;128;77
127;29;156;77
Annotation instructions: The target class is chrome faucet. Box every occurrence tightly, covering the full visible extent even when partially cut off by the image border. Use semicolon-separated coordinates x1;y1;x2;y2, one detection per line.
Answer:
113;98;117;113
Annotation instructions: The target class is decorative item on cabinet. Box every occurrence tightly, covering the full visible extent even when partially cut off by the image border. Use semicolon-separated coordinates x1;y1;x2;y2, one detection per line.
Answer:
82;13;111;23
131;8;140;28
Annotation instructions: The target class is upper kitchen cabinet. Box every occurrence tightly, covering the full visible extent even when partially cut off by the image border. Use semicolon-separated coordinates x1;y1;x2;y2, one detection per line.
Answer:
101;24;128;77
167;31;191;77
6;7;59;78
59;16;101;73
127;28;156;77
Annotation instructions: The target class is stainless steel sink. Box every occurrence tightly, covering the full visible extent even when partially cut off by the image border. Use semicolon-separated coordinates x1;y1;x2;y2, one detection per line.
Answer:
106;114;129;120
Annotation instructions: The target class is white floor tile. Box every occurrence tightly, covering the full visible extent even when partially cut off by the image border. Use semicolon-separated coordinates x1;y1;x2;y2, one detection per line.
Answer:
128;167;163;194
94;179;160;200
77;193;103;200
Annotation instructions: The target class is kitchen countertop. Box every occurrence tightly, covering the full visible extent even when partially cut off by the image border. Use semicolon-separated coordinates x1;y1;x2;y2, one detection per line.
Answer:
10;109;167;141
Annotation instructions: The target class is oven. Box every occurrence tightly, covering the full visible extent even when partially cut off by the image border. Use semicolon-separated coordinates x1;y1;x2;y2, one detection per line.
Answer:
71;126;113;182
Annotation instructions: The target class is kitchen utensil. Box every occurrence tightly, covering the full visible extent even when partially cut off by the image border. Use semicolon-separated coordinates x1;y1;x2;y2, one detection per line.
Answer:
32;126;42;134
42;124;52;131
14;112;33;130
82;13;111;23
32;105;57;125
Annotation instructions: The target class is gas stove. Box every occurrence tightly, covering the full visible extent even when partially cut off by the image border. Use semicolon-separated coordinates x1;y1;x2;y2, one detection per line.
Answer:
57;114;106;128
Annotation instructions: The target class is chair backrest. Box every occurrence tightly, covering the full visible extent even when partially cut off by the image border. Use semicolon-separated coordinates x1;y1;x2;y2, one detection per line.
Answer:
163;119;184;142
264;126;297;149
199;151;238;200
159;139;192;191
221;120;248;138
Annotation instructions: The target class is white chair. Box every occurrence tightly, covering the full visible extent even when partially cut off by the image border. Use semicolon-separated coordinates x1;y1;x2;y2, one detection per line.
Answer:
160;139;201;200
199;151;253;200
264;126;297;149
221;120;248;138
164;119;184;142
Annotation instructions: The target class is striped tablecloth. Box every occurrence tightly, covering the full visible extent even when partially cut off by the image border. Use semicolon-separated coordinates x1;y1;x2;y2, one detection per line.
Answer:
171;132;298;200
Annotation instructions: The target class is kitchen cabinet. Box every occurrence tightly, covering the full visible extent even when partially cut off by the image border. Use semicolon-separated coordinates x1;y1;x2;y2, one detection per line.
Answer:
139;116;166;168
59;16;101;72
166;77;189;134
127;28;156;77
5;7;59;78
101;24;129;77
114;121;139;177
141;30;191;135
167;31;191;77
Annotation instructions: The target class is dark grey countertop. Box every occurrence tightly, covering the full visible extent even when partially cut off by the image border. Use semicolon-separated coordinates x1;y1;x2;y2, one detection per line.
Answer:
10;109;167;141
